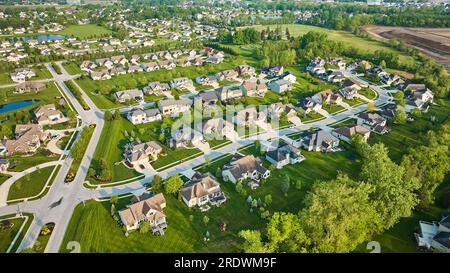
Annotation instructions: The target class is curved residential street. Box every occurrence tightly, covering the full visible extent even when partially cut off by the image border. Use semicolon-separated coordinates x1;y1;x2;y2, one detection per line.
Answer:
0;62;393;253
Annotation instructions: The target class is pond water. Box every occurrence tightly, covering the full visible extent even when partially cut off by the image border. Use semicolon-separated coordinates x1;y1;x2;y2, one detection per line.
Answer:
21;34;65;43
0;100;39;114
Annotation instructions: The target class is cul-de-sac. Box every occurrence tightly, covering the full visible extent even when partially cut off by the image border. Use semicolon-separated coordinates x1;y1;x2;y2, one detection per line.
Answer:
0;0;449;254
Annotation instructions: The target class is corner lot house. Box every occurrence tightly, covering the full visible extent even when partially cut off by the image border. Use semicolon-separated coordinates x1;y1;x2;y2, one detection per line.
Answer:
123;140;162;167
300;130;340;152
127;108;162;125
157;99;191;117
10;68;35;83
265;142;305;169
179;172;226;208
115;89;144;103
222;154;270;183
118;193;168;235
331;125;370;143
33;104;66;125
415;212;450;253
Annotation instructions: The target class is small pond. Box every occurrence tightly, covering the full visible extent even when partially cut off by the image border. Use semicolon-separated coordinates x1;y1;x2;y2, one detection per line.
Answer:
21;34;65;43
0;100;39;114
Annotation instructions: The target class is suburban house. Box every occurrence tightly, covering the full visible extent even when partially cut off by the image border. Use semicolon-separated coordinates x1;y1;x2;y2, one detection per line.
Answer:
157;60;176;70
215;69;239;81
300;130;340;152
127;108;162;125
322;70;345;83
157;99;191;117
216;85;243;101
235;65;256;77
195;90;219;106
90;70;111;81
143;82;170;95
123;140;163;166
222;154;270;184
80;60;97;71
331;125;371;143
14;82;46;93
404;84;434;111
312;89;343;105
141;62;160;72
0;124;47;156
268;79;292;93
279;72;297;84
111;55;128;65
179;172;226;208
234;107;266;127
166;127;203;148
338;87;358;100
202;117;237;142
296;97;322;115
170;77;193;90
33;104;65;125
341;79;362;91
115;89;144;103
356;112;390;134
261;66;284;78
240;80;268;97
95;58;114;68
415;212;450;253
118;193;168;235
195;75;216;86
266;103;297;120
265;142;305;169
10;68;35;83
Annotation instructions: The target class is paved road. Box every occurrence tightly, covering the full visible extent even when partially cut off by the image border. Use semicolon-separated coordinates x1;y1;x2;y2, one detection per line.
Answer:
0;65;393;253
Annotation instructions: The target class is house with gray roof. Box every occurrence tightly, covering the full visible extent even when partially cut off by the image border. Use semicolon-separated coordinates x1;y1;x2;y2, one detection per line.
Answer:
127;108;162;125
179;172;226;208
115;89;144;103
300;130;340;152
265;142;305;169
222;154;270;184
416;212;450;253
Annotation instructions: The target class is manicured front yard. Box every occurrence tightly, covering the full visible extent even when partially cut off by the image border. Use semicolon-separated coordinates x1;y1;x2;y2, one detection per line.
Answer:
7;149;59;172
322;103;346;115
7;166;55;201
301;111;324;123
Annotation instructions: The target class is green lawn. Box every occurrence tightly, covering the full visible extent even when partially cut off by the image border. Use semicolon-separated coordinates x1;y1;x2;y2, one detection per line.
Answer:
359;87;378;100
57;24;112;39
0;217;24;252
322;103;346;115
7;149;59;172
0;72;13;85
62;62;84;75
344;97;366;107
301;111;324;123
7;166;55;201
329;117;357;128
32;223;55;253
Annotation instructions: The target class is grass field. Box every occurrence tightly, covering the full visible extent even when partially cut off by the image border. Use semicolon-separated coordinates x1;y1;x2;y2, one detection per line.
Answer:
57;24;112;39
7;166;55;201
62;62;84;75
0;217;24;252
322;103;346;115
247;24;414;66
